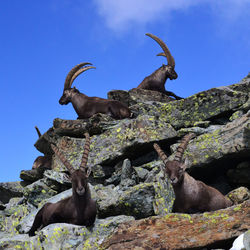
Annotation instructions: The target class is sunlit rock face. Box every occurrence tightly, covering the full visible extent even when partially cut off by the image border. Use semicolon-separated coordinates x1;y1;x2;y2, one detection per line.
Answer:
0;73;250;249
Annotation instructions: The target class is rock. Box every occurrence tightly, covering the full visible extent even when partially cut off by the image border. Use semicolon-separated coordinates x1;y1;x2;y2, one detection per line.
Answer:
94;183;155;219
20;168;44;182
0;202;5;211
0;182;25;204
0;215;134;250
94;180;174;220
52;113;118;137
153;171;175;215
178;113;250;169
23;179;57;207
102;200;250;250
1;75;250;249
133;82;249;129
227;161;250;186
51;114;177;172
119;159;137;188
4;198;24;216
243;230;250;250
43;170;71;192
230;110;245;121
230;233;245;250
91;164;114;182
230;229;250;250
108;88;175;107
134;167;149;181
227;187;250;204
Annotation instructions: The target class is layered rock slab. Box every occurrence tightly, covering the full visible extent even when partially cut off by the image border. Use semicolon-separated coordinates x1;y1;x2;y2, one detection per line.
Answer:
176;113;250;168
102;200;250;250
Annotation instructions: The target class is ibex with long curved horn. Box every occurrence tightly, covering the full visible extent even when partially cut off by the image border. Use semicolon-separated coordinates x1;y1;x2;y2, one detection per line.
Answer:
28;133;97;236
32;126;52;170
153;133;232;213
136;33;182;100
59;62;132;119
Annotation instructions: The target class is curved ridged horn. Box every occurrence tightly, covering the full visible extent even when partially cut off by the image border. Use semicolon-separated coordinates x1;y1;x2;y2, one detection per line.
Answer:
70;66;96;86
146;33;175;68
174;133;195;162
79;133;91;174
35;126;42;138
153;143;168;165
156;52;166;57
51;144;75;175
64;62;92;90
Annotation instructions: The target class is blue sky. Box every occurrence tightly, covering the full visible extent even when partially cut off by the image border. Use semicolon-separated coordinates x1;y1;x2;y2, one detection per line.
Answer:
0;0;249;182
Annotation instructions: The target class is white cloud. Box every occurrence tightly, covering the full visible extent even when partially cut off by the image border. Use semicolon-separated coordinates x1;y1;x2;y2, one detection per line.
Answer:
94;0;250;33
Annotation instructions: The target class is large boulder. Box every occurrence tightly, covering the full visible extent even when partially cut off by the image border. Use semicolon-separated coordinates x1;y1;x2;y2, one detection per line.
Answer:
0;182;26;204
102;200;250;250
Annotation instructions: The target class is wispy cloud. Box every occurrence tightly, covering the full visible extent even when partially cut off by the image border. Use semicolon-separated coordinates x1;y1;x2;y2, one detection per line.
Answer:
94;0;250;33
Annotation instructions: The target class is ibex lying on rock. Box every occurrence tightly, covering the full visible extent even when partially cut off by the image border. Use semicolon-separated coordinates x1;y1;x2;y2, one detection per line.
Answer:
32;126;52;170
28;133;97;236
153;133;232;213
136;33;182;100
59;62;132;119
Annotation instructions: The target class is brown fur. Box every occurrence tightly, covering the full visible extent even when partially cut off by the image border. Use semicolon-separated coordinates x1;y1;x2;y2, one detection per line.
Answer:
28;170;96;236
32;155;52;170
135;33;182;100
153;133;232;213
28;133;96;236
59;62;132;119
59;88;131;119
164;161;232;213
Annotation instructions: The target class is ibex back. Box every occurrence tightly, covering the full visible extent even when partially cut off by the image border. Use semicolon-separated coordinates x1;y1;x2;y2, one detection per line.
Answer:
59;63;132;119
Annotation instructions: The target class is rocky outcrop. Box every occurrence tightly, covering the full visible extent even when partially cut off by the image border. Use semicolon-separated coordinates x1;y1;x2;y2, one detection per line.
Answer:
102;200;250;250
0;74;249;249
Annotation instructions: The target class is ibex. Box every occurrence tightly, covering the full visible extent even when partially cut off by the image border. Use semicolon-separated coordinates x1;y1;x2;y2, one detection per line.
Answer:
32;126;52;170
153;133;232;213
59;62;132;119
28;133;97;236
136;33;182;100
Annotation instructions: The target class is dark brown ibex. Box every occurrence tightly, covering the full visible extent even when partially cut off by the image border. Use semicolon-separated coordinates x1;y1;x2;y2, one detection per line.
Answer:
32;126;52;170
28;133;97;236
153;133;232;213
136;33;182;100
59;62;132;119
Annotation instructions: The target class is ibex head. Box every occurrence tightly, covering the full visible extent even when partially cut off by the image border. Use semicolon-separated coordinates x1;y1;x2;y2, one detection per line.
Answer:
153;133;195;185
59;63;96;105
146;33;178;80
51;133;91;196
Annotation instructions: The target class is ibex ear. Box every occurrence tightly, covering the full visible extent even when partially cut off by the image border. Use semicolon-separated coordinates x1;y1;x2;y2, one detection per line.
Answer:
180;158;189;171
66;173;72;181
86;168;91;178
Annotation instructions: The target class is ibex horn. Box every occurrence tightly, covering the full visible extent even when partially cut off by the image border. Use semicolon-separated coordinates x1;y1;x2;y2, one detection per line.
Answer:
51;144;75;175
174;133;195;162
64;62;92;90
153;143;168;165
35;126;42;138
79;132;91;175
70;66;96;87
146;33;175;68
